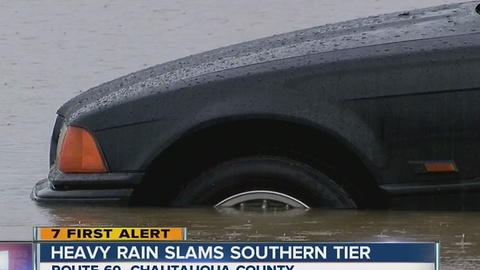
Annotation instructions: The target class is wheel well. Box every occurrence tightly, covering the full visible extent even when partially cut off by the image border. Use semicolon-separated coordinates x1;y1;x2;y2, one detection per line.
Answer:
130;119;387;208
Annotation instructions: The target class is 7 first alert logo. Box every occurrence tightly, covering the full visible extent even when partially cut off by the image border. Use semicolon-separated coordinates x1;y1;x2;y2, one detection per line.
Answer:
35;227;186;241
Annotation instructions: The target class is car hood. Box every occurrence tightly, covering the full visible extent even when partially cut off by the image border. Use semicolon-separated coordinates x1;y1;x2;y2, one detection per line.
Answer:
58;1;479;127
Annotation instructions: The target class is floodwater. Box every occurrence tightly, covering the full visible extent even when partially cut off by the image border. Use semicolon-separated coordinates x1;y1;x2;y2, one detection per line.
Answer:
0;0;478;269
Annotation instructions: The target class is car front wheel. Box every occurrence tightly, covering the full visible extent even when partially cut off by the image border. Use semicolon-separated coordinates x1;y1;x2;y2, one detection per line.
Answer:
172;156;356;209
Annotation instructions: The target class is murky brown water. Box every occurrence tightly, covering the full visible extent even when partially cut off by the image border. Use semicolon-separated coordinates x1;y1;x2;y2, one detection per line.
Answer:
1;0;478;269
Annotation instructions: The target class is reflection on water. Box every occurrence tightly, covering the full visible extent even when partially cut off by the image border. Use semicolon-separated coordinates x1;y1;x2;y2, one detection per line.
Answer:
39;206;478;243
0;0;478;269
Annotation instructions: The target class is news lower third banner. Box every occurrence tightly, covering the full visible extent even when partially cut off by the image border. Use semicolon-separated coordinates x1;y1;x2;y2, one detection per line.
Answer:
36;242;440;270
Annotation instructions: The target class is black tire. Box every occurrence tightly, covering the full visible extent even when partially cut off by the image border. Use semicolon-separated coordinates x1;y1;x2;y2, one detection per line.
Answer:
172;156;356;208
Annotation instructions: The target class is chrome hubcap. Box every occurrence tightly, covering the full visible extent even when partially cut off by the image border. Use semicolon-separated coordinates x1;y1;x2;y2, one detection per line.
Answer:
214;190;310;209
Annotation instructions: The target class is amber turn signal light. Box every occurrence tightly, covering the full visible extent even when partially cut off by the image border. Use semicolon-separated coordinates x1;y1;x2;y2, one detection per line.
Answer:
58;126;107;173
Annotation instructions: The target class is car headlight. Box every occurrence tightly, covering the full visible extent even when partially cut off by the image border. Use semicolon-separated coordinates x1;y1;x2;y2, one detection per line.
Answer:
57;125;107;173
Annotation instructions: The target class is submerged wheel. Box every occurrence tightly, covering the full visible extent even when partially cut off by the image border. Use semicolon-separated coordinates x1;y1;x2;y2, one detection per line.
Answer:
172;156;356;209
215;190;310;209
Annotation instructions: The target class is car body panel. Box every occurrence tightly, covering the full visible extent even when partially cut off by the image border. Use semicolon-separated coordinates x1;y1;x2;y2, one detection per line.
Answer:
59;2;478;128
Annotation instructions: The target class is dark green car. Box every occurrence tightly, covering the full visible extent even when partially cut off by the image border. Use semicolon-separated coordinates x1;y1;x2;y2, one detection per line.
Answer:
32;2;480;210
